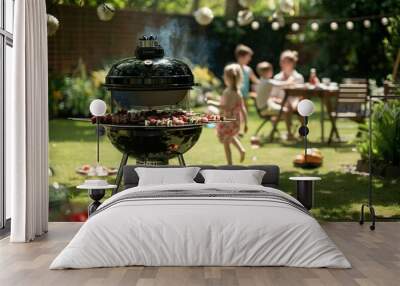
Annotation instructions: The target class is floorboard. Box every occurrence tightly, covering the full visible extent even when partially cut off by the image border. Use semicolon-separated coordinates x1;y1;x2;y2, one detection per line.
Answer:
0;222;399;286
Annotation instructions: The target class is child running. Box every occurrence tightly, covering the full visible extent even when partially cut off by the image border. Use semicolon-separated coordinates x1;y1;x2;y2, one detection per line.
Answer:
215;63;248;165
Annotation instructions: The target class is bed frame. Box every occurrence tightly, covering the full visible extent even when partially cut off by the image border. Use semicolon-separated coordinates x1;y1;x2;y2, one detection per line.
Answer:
121;165;280;192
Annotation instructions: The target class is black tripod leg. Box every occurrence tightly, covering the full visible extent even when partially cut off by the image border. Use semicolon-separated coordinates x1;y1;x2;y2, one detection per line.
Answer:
178;154;186;166
359;204;365;225
369;205;376;230
114;153;129;195
359;203;376;231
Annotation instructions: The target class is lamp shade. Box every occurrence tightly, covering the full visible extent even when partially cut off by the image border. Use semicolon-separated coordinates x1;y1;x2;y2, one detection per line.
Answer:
90;99;107;116
193;7;214;26
297;99;315;117
97;3;115;21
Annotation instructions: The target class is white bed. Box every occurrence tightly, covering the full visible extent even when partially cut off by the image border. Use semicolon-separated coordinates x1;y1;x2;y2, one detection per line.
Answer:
50;183;351;269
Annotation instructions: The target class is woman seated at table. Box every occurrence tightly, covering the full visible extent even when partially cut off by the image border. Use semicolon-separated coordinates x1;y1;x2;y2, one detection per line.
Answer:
273;50;304;140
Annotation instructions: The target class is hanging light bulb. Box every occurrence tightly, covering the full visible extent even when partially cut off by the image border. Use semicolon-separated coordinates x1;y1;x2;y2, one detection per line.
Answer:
237;10;254;26
47;14;59;36
363;19;371;28
272;10;285;27
381;17;389;26
97;3;115;21
280;0;295;14
330;22;338;31
346;21;354;30
251;21;260;30
291;22;300;32
227;20;235;28
271;21;280;31
193;7;214;26
311;22;319;31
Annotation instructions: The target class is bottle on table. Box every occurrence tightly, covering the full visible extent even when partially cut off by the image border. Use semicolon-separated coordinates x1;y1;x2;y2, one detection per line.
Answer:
309;68;320;86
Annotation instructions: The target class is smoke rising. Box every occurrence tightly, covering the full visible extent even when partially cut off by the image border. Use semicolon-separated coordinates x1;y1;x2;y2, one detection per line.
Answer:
143;19;217;68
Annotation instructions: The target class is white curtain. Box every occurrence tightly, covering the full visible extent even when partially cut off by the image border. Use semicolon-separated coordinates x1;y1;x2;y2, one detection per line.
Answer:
7;0;49;242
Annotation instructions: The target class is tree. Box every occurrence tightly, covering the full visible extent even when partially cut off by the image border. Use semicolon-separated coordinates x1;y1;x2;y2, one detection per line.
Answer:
191;0;200;13
224;0;240;19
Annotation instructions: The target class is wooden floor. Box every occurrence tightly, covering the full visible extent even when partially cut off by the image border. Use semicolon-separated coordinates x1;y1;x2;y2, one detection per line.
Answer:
0;222;399;286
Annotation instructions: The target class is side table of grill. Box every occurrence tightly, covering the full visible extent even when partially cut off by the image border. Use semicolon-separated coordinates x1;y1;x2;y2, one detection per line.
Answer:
77;184;117;216
289;177;321;210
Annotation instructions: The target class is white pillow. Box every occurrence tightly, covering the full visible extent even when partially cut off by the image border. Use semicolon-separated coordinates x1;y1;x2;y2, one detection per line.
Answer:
135;167;200;186
200;169;266;185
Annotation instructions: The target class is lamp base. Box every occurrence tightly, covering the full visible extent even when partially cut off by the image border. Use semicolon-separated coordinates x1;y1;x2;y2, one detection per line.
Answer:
293;150;323;169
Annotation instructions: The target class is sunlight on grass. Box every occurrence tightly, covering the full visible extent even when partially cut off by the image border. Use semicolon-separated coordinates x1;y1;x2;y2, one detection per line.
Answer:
49;104;400;221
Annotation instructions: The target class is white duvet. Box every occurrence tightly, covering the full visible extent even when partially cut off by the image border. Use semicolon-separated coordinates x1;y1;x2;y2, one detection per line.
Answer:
50;183;351;269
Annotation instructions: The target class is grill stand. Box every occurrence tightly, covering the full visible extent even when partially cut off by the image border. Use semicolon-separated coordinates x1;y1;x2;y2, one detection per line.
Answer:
113;153;187;194
113;153;129;195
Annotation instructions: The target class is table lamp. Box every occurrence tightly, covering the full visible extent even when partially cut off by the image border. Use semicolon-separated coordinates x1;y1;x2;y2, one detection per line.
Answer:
89;99;107;168
297;99;315;163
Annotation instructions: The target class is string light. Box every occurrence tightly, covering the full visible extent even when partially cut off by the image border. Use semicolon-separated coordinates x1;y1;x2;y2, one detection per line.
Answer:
237;10;254;26
311;22;319;31
217;11;391;32
280;0;295;14
291;22;300;32
271;21;280;31
363;19;371;28
97;3;115;21
193;7;214;26
47;14;59;36
346;21;354;30
251;21;260;30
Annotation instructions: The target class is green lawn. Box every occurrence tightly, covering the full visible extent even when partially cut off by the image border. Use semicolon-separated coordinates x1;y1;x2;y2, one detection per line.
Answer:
49;104;400;221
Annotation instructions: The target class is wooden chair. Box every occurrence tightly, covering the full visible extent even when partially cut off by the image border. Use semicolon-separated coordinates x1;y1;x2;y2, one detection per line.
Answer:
343;78;368;84
383;81;400;101
328;82;369;143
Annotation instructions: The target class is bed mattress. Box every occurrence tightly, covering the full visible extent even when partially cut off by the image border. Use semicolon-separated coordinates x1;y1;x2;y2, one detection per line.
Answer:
50;183;351;269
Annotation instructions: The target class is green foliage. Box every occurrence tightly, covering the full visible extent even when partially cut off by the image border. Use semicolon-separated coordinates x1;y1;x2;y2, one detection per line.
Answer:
384;15;400;80
50;0;193;14
357;99;400;166
191;65;222;106
48;0;400;83
192;65;222;90
206;17;288;77
49;0;320;16
298;0;400;83
49;61;110;118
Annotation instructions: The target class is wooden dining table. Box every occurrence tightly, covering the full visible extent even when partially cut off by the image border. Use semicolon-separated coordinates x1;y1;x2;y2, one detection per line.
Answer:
268;84;339;143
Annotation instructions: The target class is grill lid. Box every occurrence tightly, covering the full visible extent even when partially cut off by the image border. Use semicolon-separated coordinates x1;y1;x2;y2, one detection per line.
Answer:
104;35;194;90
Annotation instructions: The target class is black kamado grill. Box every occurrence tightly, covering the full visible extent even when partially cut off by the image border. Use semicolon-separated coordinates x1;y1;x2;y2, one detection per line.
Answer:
93;35;229;191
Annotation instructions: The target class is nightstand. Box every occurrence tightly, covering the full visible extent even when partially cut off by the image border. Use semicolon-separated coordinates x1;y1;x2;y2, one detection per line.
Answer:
289;176;321;210
77;183;117;216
